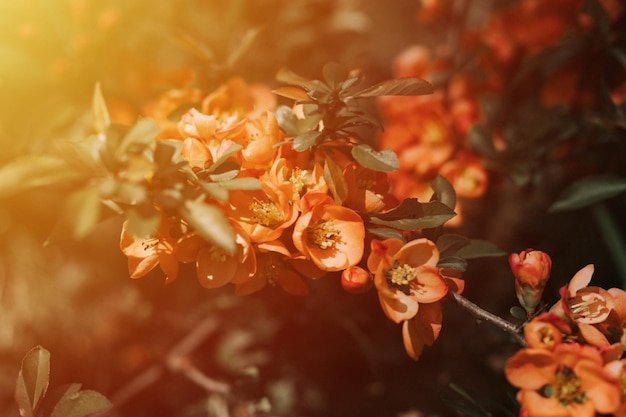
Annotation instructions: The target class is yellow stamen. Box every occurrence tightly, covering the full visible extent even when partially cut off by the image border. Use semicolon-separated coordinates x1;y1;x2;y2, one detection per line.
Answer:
568;292;608;321
249;198;284;228
307;220;339;250
384;261;417;295
543;366;585;406
289;168;309;195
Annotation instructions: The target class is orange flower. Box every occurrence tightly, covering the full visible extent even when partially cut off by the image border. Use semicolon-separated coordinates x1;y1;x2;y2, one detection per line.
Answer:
551;265;626;349
371;238;448;323
264;156;327;210
523;313;571;350
235;240;326;296
505;343;621;417
119;215;179;283
438;152;488;199
604;359;626;416
510;249;552;317
292;192;365;272
343;163;392;213
177;221;256;289
402;301;443;361
228;179;298;243
341;265;373;294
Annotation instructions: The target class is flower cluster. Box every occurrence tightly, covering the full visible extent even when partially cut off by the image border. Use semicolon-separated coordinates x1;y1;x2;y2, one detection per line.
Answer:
505;261;626;417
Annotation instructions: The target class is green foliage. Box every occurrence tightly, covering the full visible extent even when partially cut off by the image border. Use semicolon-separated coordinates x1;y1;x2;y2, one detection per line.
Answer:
549;174;626;212
274;62;432;171
367;198;456;231
15;346;111;417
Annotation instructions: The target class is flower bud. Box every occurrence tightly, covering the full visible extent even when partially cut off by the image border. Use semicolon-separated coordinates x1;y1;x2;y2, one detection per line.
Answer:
509;249;552;317
341;266;373;294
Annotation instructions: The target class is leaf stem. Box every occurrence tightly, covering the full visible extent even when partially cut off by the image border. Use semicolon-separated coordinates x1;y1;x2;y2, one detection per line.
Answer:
449;291;527;347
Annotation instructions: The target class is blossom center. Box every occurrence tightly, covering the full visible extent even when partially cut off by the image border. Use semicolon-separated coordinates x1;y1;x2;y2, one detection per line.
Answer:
208;246;227;263
289;169;309;195
249;199;284;228
307;220;339;250
384;261;417;295
568;291;609;323
542;366;585;406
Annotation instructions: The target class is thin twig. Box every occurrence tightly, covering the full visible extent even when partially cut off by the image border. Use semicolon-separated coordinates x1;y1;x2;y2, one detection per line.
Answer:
449;291;527;347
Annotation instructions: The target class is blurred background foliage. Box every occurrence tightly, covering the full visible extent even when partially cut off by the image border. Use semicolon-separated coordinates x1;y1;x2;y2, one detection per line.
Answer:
0;0;625;416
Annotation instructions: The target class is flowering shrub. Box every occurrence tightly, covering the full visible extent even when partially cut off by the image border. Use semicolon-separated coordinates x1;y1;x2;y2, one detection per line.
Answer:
1;0;625;416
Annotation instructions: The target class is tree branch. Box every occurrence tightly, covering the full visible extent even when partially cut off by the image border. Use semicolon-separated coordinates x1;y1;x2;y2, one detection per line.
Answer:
449;291;527;347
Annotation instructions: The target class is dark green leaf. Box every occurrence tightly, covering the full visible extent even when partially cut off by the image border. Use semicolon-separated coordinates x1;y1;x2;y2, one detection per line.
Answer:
65;186;101;240
510;306;528;321
431;175;456;210
437;256;468;272
116;118;159;158
50;389;112;417
367;227;406;241
40;384;82;417
369;199;456;230
208;161;240;182
549;175;626;212
324;155;348;205
293;131;322;152
181;198;236;255
351;144;399;172
436;234;470;258
467;124;496;157
353;78;433;97
0;155;83;199
456;239;506;259
15;346;50;417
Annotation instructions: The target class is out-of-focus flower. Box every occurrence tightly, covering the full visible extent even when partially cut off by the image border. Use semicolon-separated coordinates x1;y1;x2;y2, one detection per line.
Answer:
341;265;373;294
604;359;626;417
177;221;256;289
509;249;552;317
505;342;621;417
234;240;326;296
523;313;571;350
292;192;365;272
343;163;391;213
370;238;448;323
119;215;179;283
439;151;488;199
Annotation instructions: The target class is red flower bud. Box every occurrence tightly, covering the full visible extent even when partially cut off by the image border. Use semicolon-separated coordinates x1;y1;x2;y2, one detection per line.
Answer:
509;249;552;316
341;266;373;294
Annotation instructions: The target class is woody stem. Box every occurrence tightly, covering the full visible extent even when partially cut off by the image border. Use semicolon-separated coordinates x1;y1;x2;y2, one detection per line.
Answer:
448;291;527;347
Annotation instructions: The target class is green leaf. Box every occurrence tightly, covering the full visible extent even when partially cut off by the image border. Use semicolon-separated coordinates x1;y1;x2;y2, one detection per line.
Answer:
430;175;456;210
510;306;527;321
367;227;406;241
351;144;399;172
353;78;433;97
50;389;112;417
276;68;330;94
275;105;300;136
92;82;110;136
65;186;101;240
549;175;626;212
154;140;182;166
15;346;50;417
322;62;348;89
216;177;262;190
197;181;229;202
0;155;83;199
456;239;506;259
293;131;322;152
116;118;159;158
272;86;311;102
207;160;240;182
181;198;236;255
324;155;348;205
205;143;243;173
436;234;470;258
437;256;468;272
467;124;496;157
126;206;160;239
40;384;82;417
369;199;456;230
